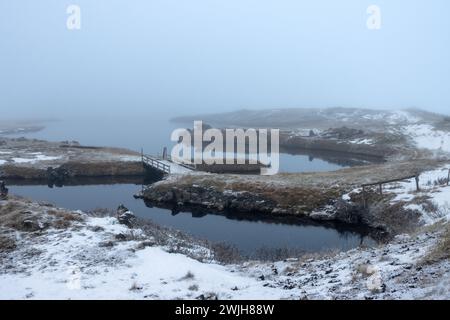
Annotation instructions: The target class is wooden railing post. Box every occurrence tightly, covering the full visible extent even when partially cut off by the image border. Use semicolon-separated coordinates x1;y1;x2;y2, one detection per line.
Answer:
362;186;367;209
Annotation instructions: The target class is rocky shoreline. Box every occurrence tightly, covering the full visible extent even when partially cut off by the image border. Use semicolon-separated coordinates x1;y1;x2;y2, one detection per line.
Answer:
138;158;447;236
138;181;391;236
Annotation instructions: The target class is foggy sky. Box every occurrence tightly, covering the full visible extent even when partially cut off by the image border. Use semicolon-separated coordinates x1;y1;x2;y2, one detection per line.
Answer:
1;0;449;120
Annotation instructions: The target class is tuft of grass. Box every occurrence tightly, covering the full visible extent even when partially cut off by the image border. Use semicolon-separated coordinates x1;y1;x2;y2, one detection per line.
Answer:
47;209;82;222
129;282;143;291
188;284;199;291
210;242;242;264
179;271;195;281
47;209;83;229
422;225;450;265
0;235;16;252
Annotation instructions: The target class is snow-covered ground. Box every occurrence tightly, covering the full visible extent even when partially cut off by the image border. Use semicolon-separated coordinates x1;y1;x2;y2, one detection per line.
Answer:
402;124;450;154
0;190;449;300
343;165;450;226
0;207;293;300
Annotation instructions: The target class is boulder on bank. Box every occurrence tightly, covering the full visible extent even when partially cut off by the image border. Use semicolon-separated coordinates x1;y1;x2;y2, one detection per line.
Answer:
116;204;136;228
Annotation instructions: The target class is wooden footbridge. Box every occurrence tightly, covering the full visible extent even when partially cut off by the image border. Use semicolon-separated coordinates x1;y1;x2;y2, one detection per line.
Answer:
141;151;195;175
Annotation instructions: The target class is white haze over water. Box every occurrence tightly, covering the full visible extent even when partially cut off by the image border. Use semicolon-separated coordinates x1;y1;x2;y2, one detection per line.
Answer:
0;0;449;120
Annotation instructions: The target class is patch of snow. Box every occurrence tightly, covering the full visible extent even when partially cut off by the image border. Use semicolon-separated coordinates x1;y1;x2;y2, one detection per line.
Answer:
34;155;62;161
388;110;420;125
160;159;193;174
116;155;142;162
344;165;450;225
403;124;450;153
342;193;351;201
11;154;62;164
11;158;35;164
0;214;293;300
349;138;374;145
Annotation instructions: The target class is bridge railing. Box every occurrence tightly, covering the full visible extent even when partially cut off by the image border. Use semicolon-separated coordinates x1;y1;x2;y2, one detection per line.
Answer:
142;155;171;174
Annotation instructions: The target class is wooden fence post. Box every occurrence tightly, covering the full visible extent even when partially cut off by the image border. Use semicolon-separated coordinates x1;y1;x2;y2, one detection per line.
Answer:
362;186;367;208
415;175;420;192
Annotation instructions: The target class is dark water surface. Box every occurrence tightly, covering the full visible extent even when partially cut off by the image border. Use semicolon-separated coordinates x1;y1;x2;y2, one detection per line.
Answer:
6;116;377;254
9;183;376;255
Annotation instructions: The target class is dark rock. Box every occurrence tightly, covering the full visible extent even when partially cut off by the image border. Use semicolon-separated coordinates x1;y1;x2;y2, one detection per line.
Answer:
0;180;8;199
98;241;115;248
46;167;72;186
116;204;136;228
21;218;42;232
196;292;218;300
324;127;365;140
91;226;104;232
114;233;127;241
136;240;157;250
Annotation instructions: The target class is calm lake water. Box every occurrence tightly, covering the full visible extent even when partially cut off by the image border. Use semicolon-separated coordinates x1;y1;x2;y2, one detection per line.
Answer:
6;116;362;173
5;116;377;254
9;183;375;255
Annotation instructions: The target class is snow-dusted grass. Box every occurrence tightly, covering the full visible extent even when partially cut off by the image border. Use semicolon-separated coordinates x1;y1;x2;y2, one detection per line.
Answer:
345;165;450;226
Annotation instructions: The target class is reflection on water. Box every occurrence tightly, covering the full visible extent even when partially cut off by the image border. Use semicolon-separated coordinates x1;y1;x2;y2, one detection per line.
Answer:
3;117;382;174
9;183;376;255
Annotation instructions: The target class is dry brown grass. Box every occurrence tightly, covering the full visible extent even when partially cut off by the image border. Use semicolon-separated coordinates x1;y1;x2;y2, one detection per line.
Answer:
0;200;38;231
0;199;83;232
62;161;143;177
47;209;82;221
47;209;83;229
422;225;450;265
0;235;16;252
0;165;47;179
